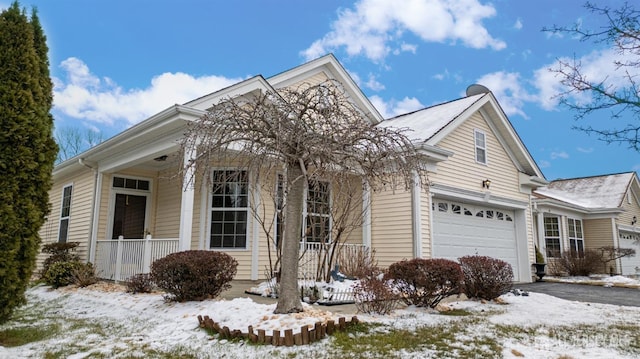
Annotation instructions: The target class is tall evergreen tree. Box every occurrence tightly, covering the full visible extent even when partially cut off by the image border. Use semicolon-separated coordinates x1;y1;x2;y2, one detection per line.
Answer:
0;1;57;323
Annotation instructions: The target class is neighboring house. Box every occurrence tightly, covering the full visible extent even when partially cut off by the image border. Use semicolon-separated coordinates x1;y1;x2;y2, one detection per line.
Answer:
532;172;640;275
38;55;548;283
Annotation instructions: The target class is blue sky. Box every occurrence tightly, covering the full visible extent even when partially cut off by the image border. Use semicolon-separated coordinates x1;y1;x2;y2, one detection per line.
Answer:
5;0;639;180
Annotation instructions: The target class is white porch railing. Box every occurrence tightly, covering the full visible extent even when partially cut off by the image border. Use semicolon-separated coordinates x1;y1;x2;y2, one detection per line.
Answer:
94;236;179;282
298;242;368;281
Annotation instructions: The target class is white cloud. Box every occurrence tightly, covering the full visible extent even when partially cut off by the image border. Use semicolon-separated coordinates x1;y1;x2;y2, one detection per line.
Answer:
365;73;385;91
577;147;593;154
400;43;418;54
514;18;523;30
53;57;242;126
369;95;424;118
474;71;535;118
550;151;569;160
539;160;551;168
302;0;505;62
533;48;640;111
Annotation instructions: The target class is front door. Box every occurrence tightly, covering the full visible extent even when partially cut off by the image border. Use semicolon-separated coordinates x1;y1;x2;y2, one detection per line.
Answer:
112;193;147;239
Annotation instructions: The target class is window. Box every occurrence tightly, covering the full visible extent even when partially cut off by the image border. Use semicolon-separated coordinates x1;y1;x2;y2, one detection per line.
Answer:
474;129;487;164
58;185;73;243
544;217;561;257
305;180;331;242
210;170;248;249
568;218;584;255
113;176;149;191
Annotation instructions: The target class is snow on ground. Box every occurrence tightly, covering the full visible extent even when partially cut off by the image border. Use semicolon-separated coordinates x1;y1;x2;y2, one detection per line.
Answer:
546;275;640;288
2;280;640;358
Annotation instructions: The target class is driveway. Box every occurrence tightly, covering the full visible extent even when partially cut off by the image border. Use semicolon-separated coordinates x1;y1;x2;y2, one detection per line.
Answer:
515;281;640;307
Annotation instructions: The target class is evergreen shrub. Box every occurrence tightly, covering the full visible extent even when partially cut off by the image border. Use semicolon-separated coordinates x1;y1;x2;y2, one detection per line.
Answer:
42;260;81;288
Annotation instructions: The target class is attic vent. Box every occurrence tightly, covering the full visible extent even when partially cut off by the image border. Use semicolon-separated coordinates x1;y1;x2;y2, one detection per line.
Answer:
466;84;490;97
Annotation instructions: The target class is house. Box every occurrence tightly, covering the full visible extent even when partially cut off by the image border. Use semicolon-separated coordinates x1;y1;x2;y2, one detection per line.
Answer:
38;54;548;283
532;172;640;275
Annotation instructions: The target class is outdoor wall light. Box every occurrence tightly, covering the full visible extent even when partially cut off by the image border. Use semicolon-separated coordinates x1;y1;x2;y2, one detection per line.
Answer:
482;179;491;189
633;216;637;225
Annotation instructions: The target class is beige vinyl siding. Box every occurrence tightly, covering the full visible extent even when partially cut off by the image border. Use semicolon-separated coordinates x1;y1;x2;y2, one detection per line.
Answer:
420;189;432;259
154;169;181;239
430;112;523;200
371;188;413;268
254;172;279;280
584;218;617;273
584;218;615;249
618;190;640;227
37;169;95;270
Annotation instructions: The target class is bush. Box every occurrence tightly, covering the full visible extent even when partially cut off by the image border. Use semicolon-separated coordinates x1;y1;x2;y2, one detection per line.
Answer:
459;255;513;300
386;258;463;308
41;242;80;279
72;262;98;287
353;268;398;314
42;260;82;288
334;246;378;280
556;249;602;276
126;273;154;294
151;250;238;302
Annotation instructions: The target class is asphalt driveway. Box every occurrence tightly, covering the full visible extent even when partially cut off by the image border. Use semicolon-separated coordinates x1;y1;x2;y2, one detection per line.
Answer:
515;281;640;307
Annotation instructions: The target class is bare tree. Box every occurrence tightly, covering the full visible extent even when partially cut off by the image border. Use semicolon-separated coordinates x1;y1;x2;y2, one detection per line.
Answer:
544;2;640;151
180;80;428;314
55;126;104;163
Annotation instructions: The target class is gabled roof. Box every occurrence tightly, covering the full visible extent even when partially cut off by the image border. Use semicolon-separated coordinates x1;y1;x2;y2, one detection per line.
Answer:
378;91;544;178
534;172;638;209
53;54;383;176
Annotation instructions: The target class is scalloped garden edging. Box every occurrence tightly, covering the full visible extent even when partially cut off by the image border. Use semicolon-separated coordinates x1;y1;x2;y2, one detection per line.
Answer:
197;315;360;346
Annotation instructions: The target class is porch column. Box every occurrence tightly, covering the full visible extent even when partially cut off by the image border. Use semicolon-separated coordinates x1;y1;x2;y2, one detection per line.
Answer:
88;171;103;263
179;147;196;251
536;211;545;255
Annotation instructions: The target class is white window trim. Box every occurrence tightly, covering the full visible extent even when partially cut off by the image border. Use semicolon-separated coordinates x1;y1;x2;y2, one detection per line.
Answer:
474;129;488;165
302;179;332;244
275;175;333;245
207;168;251;251
57;183;73;243
567;218;585;253
106;174;152;240
543;216;562;257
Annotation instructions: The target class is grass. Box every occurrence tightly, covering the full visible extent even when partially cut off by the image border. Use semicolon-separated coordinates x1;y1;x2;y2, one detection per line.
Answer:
0;325;59;347
5;285;640;358
330;318;502;359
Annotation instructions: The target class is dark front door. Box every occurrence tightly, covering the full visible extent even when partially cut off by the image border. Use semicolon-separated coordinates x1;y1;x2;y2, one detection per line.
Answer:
112;194;147;239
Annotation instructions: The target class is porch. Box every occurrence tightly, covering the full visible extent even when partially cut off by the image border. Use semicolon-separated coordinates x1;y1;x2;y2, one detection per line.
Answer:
94;236;368;283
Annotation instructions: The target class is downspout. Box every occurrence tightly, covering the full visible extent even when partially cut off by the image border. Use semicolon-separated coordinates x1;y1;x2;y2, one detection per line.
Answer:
79;158;99;263
411;171;422;258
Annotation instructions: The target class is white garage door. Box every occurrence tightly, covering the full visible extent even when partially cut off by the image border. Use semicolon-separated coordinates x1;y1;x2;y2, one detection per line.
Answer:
432;200;519;280
619;232;640;275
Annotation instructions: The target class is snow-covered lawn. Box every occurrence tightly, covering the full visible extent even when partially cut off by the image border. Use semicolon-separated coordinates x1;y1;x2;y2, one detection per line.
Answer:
1;279;640;359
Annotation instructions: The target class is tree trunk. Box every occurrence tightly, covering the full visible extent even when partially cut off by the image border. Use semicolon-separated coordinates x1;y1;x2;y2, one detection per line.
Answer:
274;162;304;313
